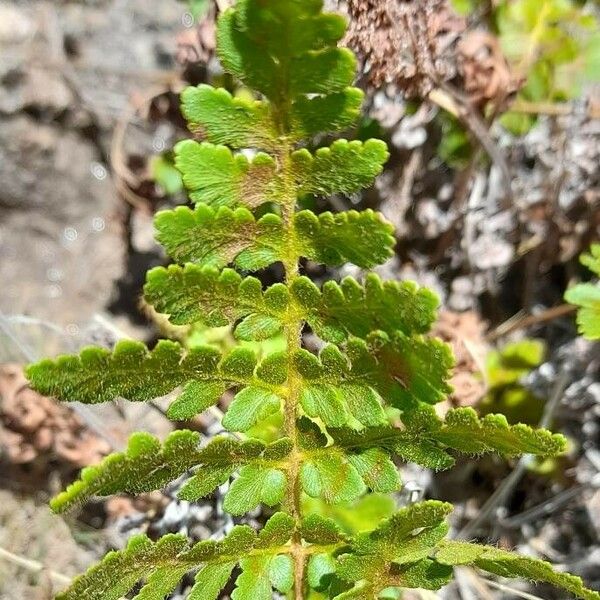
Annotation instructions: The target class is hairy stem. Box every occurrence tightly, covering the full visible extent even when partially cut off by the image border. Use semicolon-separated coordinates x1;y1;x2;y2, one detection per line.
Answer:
279;141;305;599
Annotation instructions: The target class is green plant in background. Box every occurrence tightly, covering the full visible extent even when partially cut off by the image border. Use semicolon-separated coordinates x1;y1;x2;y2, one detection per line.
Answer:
480;339;546;425
565;243;600;340
449;0;600;136
497;0;600;133
26;2;599;599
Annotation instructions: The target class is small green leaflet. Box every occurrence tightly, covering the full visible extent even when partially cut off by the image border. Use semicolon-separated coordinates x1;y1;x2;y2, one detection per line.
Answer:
26;339;284;420
331;405;566;471
435;541;600;600
295;209;395;269
52;431;291;513
180;436;291;506
290;88;364;139
217;2;355;102
175;140;279;208
291;274;440;342
180;84;276;150
294;139;389;198
565;244;600;340
154;204;285;271
335;502;454;597
293;333;454;415
145;267;438;345
26;339;222;404
298;427;400;504
222;386;282;432
155;203;395;271
144;264;288;334
56;514;297;600
51;430;202;512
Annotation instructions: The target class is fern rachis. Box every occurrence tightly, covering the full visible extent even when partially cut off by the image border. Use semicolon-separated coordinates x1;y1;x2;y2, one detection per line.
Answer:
26;2;599;599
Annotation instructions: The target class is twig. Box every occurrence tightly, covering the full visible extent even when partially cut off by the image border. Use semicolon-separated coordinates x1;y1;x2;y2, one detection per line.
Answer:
462;568;495;600
498;484;586;529
486;304;576;342
457;372;569;539
0;546;71;586
455;567;482;600
429;86;513;200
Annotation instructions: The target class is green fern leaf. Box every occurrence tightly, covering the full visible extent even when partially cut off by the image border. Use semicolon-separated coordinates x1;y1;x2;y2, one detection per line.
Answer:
294;333;454;415
335;502;454;597
26;339;221;404
179;436;291;502
291;273;440;342
301;513;346;545
347;448;402;494
146;269;437;346
292;140;389;196
294;139;388;198
235;0;346;58
223;463;287;515
175;140;279;209
188;562;237;600
56;533;190;600
565;244;600;340
133;565;190;600
27;340;285;421
222;386;282;432
155;204;285;271
565;283;600;340
295;209;395;269
144;265;287;334
156;204;395;271
180;84;276;150
57;515;294;600
436;541;600;600
217;3;354;102
290;88;364;139
50;430;202;512
332;406;566;471
580;243;600;276
301;447;367;504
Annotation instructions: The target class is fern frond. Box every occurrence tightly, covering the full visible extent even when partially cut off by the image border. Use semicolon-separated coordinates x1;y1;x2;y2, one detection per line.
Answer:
175;141;279;209
146;269;437;346
181;84;276;150
293;139;389;198
58;514;296;600
565;244;600;339
28;1;596;597
156;204;395;271
290;89;364;139
331;406;566;471
436;541;600;600
50;430;200;512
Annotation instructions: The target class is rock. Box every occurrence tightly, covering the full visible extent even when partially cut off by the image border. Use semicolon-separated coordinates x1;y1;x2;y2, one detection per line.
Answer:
0;115;125;327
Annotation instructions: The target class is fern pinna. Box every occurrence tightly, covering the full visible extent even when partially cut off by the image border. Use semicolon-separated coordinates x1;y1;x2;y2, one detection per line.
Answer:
26;2;598;599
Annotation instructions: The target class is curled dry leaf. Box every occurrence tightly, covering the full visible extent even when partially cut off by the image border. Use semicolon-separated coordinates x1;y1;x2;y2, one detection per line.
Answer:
0;363;110;467
432;310;488;411
458;30;522;110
